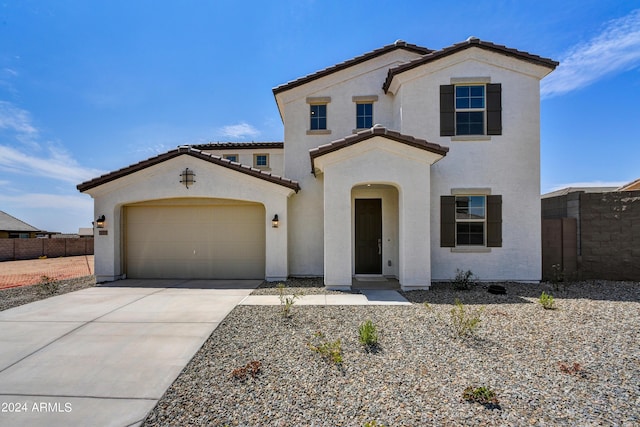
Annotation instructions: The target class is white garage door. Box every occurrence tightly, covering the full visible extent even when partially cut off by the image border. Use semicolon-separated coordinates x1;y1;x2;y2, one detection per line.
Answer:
125;200;265;279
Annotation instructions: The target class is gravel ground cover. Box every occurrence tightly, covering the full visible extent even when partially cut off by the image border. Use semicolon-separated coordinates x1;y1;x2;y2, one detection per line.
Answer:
0;275;96;312
144;279;640;426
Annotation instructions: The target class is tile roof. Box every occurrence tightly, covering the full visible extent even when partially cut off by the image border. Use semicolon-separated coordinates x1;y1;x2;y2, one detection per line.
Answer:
273;40;432;95
191;142;284;150
0;210;41;232
309;125;449;172
77;146;300;193
383;37;559;92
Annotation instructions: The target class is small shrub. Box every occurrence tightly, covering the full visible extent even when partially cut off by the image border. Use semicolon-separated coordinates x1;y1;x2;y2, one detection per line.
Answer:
308;331;343;365
37;275;59;296
451;269;477;290
450;299;483;338
277;283;300;318
539;291;556;310
363;421;386;427
358;320;379;349
462;386;499;407
231;360;262;381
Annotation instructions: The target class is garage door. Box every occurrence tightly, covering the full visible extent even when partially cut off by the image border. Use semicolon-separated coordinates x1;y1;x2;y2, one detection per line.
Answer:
125;200;265;279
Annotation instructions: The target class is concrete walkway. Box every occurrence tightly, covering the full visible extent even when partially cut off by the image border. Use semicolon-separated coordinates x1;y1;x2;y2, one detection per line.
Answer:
0;280;410;427
240;289;411;306
0;279;260;427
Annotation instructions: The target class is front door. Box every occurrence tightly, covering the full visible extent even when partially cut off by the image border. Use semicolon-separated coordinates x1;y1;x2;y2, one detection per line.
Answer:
355;198;382;274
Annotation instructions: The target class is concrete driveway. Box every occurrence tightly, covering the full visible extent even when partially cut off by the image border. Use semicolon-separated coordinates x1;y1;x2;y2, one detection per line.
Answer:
0;279;261;427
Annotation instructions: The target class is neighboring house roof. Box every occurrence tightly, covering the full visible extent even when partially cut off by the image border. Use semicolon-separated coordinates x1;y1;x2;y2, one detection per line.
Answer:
77;146;300;192
272;40;432;95
383;37;560;93
541;187;618;199
309;125;449;172
0;210;41;233
618;178;640;191
191;142;284;150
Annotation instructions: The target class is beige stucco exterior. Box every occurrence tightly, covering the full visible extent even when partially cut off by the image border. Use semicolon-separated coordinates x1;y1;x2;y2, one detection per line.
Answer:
79;39;556;288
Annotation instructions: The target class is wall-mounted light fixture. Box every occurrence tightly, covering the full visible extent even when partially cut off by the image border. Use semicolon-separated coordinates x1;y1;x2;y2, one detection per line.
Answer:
180;168;196;189
95;215;106;229
272;214;279;228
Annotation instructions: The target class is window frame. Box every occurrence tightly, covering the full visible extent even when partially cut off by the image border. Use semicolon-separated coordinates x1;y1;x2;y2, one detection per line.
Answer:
310;104;327;130
440;193;502;249
223;154;239;163
253;153;269;168
454;195;486;246
440;81;501;138
355;102;373;129
455;85;486;136
306;96;331;134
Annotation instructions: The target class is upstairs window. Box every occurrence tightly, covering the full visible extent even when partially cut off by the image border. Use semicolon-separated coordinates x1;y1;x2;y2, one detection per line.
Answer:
455;86;485;135
254;154;269;167
440;83;502;137
310;104;327;130
356;102;373;129
223;154;238;162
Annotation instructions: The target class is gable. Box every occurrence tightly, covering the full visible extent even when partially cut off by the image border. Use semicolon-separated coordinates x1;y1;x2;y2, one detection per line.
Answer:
310;125;448;174
383;37;558;93
77;146;300;193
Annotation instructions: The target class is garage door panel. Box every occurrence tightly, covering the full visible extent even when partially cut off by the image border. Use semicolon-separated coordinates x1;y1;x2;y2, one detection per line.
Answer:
125;203;265;279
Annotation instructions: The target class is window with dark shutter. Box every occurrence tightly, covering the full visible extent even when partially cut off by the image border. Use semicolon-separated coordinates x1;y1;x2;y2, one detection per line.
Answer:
440;85;455;136
486;84;502;135
440;196;456;247
486;195;502;247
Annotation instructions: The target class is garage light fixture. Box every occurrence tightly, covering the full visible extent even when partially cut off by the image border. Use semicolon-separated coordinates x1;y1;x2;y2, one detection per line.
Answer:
272;214;279;228
180;168;196;189
95;215;106;229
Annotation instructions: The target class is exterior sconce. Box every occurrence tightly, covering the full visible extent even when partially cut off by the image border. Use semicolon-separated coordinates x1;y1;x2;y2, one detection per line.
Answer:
272;214;279;228
180;168;196;189
95;215;106;229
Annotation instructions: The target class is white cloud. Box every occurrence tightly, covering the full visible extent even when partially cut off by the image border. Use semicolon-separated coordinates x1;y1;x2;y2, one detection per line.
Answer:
219;122;260;139
0;101;39;144
542;9;640;98
0;145;103;184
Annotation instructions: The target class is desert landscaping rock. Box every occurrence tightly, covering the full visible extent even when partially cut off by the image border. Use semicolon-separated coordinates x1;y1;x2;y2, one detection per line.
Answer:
143;279;640;426
0;275;95;312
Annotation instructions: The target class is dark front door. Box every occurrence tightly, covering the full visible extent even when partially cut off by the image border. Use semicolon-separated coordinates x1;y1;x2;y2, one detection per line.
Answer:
355;198;382;274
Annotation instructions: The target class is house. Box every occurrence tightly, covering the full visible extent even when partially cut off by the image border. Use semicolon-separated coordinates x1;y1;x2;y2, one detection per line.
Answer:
0;211;42;239
77;38;557;289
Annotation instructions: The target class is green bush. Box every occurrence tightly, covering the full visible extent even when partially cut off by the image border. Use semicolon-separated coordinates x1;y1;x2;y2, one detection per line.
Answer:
358;320;379;349
462;386;499;406
539;291;556;310
450;299;483;337
308;331;343;365
277;283;300;318
451;269;477;290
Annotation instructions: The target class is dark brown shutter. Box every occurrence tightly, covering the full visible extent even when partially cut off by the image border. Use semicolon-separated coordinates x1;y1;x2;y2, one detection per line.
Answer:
440;196;456;247
486;83;502;135
440;85;455;136
486;195;502;247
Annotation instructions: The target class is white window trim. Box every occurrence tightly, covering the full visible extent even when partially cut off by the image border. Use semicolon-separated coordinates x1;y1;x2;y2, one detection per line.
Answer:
453;194;487;248
455;84;487;136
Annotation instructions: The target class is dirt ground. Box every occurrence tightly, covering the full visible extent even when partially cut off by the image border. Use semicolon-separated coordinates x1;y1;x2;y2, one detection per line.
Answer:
0;255;94;289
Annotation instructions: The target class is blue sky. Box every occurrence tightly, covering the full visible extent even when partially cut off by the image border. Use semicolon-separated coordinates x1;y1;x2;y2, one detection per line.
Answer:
1;1;639;233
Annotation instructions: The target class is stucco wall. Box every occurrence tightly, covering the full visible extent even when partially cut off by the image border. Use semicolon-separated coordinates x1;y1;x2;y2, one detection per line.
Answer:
276;49;424;276
391;51;545;282
84;155;294;282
